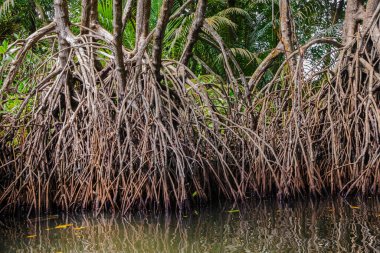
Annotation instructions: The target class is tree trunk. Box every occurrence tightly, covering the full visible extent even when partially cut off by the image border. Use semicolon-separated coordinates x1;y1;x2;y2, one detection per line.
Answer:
54;0;70;80
342;0;363;44
279;0;297;75
135;0;151;51
180;0;207;66
122;0;133;32
152;0;174;81
113;0;126;97
81;0;91;34
90;0;99;26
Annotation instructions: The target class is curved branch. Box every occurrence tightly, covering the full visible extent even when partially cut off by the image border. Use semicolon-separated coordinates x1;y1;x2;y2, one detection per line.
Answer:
180;0;207;66
247;42;283;92
0;22;56;95
202;22;248;97
247;38;343;94
121;0;133;32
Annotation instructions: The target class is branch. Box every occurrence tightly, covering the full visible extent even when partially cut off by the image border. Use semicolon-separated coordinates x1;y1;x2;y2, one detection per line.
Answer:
247;42;283;92
202;22;248;96
121;0;133;32
0;22;56;95
81;0;91;34
90;0;98;25
247;38;343;95
170;0;192;20
359;58;380;92
279;0;297;74
135;0;151;50
54;0;71;68
152;0;174;81
342;0;363;44
364;1;380;53
113;0;126;95
364;0;379;29
54;0;73;113
180;0;207;66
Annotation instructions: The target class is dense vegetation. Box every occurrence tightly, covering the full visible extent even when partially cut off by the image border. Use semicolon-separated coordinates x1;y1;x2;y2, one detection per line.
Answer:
0;0;379;214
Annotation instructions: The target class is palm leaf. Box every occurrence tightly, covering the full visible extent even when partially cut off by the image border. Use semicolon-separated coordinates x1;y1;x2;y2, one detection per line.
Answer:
216;7;251;21
205;16;237;33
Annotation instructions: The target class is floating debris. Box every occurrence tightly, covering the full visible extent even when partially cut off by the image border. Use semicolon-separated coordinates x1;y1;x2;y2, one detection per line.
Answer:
55;224;73;229
73;226;86;230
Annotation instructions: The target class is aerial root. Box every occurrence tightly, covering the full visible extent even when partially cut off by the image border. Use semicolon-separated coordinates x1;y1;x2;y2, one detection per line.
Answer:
0;21;379;214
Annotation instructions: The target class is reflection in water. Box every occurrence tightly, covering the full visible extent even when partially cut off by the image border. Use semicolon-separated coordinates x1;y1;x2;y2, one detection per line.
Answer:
1;199;380;252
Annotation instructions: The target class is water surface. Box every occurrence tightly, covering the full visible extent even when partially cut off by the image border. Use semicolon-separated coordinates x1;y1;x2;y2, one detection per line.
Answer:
1;198;380;252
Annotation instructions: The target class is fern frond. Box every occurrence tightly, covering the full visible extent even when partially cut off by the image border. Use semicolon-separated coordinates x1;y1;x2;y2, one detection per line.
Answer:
206;16;237;32
216;7;251;21
229;48;257;63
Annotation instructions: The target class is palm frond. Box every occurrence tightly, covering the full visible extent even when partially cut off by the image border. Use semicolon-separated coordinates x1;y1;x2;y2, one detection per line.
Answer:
205;16;237;33
216;7;251;21
229;47;258;63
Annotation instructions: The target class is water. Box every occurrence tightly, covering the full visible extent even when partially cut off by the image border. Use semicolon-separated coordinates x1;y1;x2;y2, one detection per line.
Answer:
1;198;380;252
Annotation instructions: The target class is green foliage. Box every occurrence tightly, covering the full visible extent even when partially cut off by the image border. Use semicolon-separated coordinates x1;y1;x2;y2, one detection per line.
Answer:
0;39;9;59
98;0;113;31
0;0;53;39
0;0;14;17
0;0;346;90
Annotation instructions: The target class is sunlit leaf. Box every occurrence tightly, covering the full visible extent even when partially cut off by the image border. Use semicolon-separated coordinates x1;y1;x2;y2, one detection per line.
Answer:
350;205;360;209
192;191;198;197
26;234;36;238
227;209;240;213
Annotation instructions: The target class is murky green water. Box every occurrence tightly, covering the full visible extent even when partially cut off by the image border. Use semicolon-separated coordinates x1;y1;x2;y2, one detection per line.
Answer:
1;198;380;252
